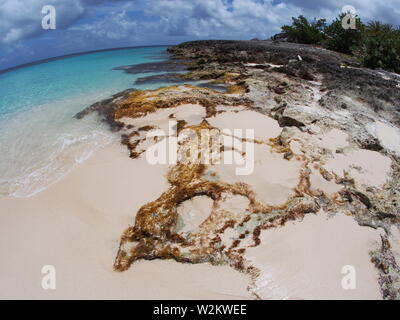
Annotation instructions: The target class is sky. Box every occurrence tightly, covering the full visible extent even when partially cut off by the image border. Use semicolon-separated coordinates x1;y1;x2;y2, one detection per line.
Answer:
0;0;399;70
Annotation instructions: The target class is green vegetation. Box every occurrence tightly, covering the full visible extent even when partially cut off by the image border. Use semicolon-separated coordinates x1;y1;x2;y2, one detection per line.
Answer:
281;15;326;44
356;22;400;72
323;13;364;54
280;14;400;73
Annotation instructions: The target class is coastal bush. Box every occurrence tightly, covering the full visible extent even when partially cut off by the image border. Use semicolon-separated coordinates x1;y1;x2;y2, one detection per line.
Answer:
323;13;365;54
280;15;400;73
354;22;400;73
281;15;326;44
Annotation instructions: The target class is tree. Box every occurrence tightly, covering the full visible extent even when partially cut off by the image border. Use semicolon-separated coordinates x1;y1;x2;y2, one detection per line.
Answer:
281;15;326;44
323;13;364;54
355;21;400;72
279;14;400;73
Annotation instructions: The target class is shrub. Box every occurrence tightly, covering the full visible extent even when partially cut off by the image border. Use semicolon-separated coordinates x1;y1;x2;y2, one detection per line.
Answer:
355;22;400;73
280;15;400;73
323;13;365;54
281;15;326;44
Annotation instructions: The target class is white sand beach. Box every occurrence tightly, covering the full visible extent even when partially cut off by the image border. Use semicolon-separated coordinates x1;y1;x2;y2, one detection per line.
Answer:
0;140;386;300
0;142;251;299
2;40;400;300
245;211;383;300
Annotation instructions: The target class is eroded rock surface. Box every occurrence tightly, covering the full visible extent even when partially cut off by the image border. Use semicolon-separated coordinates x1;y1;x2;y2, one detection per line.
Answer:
78;40;400;299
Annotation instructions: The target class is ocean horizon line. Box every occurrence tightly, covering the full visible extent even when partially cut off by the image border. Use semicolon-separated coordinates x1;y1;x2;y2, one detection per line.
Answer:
0;44;172;75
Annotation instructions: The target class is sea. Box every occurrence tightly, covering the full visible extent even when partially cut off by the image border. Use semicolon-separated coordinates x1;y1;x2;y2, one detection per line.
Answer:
0;46;175;197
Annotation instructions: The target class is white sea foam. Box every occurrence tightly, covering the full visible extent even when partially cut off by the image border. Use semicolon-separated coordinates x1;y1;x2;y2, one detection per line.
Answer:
0;47;182;198
0;94;117;198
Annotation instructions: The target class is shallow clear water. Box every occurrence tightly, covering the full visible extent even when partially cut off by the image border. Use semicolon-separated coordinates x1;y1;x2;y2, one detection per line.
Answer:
0;46;171;197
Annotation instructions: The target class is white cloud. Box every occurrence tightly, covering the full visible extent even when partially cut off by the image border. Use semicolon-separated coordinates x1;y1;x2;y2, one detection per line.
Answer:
139;0;302;39
282;0;400;24
0;0;86;44
1;0;398;46
63;0;301;42
69;9;138;41
1;0;399;69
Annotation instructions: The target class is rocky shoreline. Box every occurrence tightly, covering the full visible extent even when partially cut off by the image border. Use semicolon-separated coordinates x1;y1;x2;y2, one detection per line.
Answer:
78;40;400;299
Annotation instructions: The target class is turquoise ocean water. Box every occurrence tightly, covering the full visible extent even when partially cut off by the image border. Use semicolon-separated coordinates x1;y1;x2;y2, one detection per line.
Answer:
0;46;172;197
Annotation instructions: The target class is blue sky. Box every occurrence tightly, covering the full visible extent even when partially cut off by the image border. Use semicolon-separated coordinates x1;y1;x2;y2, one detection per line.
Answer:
0;0;399;70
